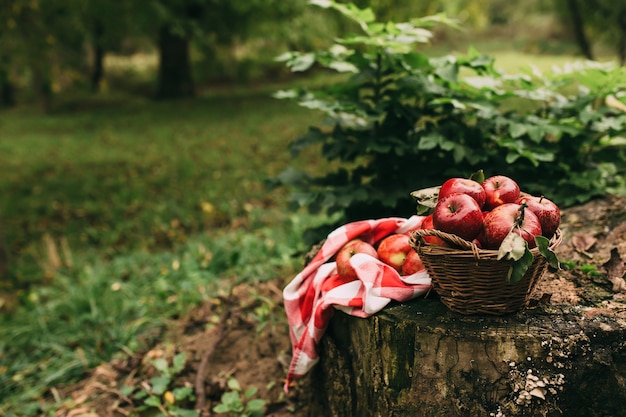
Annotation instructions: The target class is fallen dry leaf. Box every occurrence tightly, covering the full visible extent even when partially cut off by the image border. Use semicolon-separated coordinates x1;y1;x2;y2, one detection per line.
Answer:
602;248;626;293
571;233;597;255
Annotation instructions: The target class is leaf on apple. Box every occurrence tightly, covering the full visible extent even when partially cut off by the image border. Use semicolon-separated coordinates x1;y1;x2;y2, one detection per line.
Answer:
410;186;440;214
497;232;527;262
468;169;485;184
507;246;534;283
535;235;560;269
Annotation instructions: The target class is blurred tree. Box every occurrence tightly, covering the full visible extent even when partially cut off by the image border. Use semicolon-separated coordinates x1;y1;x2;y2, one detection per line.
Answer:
0;53;15;107
0;0;86;111
150;0;302;99
563;0;594;60
556;0;626;64
78;0;137;92
0;215;6;279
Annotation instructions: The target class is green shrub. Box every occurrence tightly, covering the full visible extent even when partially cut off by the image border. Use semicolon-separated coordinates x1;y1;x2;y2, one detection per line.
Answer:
274;0;626;243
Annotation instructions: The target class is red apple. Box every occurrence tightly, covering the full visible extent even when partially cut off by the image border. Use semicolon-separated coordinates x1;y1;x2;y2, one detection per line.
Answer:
420;214;448;246
377;234;412;273
482;175;521;210
438;177;486;209
401;249;424;275
516;195;561;238
433;193;484;241
336;239;378;282
482;203;543;249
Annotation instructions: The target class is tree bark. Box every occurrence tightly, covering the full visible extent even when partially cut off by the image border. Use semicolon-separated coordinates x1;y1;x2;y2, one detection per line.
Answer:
311;298;626;417
0;54;15;107
617;8;626;66
156;26;195;100
90;19;105;93
31;64;52;113
566;0;594;60
0;214;8;278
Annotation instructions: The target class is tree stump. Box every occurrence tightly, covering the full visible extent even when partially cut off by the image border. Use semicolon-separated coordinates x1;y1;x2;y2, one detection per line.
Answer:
310;297;626;417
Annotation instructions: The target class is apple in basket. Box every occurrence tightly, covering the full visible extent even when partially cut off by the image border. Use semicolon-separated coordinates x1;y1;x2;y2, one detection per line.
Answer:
482;175;520;210
516;195;561;238
336;239;378;282
433;193;483;242
420;214;448;246
481;203;543;249
377;234;413;274
438;177;486;209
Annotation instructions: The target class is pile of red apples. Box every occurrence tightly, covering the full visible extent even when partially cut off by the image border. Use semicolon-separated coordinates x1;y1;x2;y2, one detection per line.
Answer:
334;175;560;283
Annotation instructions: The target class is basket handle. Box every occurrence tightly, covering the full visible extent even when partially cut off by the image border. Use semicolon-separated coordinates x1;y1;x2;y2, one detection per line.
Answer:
410;229;482;258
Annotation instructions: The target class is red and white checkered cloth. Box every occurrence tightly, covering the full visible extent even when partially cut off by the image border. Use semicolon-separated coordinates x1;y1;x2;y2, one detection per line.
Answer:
283;216;432;392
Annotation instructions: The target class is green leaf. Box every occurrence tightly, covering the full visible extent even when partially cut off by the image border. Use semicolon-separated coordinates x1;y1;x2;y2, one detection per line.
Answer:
497;233;527;262
417;132;442;150
289;53;316;72
150;358;169;374
227;378;242;391
509;123;528;139
535;236;560;268
410;186;440;212
213;404;230;413
173;386;194;401
144;395;162;407
176;409;199;417
150;376;171;395
244;387;258;399
172;352;186;374
507;247;534;284
599;135;626;147
328;61;359;73
434;62;458;83
221;391;243;409
469;169;485;184
119;385;134;397
246;398;267;411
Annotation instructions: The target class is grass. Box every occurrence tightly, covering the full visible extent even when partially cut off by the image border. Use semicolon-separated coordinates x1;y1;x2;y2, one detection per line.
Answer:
0;86;327;289
0;81;330;412
0;46;605;413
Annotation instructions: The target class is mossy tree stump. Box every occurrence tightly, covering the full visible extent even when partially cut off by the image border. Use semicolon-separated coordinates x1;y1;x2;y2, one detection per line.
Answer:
310;297;626;417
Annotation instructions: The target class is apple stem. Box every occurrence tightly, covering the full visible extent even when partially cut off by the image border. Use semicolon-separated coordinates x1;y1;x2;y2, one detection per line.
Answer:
539;195;545;203
514;202;528;229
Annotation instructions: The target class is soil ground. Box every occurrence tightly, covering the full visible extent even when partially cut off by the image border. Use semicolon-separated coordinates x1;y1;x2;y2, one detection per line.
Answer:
52;195;626;417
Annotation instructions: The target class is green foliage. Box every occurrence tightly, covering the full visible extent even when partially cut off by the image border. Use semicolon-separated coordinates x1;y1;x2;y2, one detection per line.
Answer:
0;208;319;413
124;351;199;417
275;1;626;242
213;377;266;417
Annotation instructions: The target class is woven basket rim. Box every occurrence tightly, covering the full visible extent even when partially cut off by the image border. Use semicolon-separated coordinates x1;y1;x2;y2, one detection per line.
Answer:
409;228;562;259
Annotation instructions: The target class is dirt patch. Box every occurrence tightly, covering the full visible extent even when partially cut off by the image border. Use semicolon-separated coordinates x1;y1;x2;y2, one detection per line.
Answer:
51;196;626;416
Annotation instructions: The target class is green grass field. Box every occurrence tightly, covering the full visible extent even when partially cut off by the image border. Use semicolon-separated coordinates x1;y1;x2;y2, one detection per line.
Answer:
0;47;607;412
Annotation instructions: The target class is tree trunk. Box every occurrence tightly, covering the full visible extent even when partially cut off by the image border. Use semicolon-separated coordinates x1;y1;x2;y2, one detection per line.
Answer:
0;214;8;279
91;19;105;93
31;64;52;113
156;26;195;100
617;8;626;66
0;54;15;107
311;298;626;417
566;0;594;60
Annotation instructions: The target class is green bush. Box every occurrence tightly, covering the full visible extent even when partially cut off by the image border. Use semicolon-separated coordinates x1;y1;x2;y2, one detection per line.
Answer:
274;0;626;242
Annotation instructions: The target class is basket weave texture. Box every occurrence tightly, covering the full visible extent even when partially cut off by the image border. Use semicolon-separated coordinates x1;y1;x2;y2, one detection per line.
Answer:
410;229;562;315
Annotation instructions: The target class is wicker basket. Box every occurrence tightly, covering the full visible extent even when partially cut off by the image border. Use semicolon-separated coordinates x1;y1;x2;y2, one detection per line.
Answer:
409;229;562;315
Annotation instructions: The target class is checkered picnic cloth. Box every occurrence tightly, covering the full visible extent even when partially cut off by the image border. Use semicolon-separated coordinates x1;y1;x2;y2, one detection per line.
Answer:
283;216;432;392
